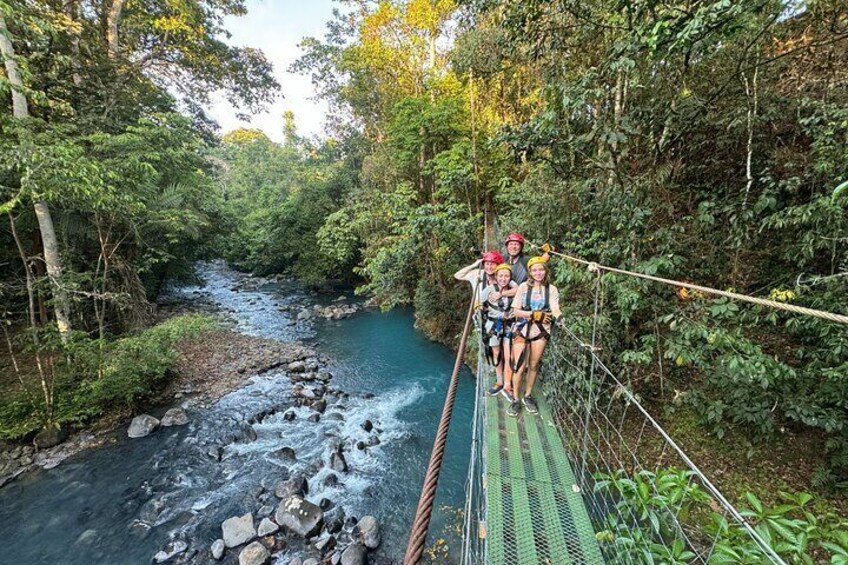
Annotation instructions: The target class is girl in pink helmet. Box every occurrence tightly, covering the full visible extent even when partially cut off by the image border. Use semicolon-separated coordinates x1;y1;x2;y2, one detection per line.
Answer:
453;250;505;290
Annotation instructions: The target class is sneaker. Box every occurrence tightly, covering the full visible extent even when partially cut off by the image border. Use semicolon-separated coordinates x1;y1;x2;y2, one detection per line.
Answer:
507;400;522;417
523;395;538;414
501;387;515;402
487;383;504;396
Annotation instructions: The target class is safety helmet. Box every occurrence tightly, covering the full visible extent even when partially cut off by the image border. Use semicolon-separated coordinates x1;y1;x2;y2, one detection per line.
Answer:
505;232;525;246
482;250;504;264
494;263;512;273
527;256;548;269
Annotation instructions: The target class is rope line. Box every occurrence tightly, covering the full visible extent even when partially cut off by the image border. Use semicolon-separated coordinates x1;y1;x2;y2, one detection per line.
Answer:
403;279;479;564
525;241;848;325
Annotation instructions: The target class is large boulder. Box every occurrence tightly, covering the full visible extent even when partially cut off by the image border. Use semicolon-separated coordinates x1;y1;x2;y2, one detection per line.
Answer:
160;408;189;427
275;495;323;538
34;425;68;449
128;415;159;438
257;517;279;537
222;513;255;548
340;543;366;565
238;541;270;565
330;451;348;473
356;515;381;549
275;476;308;499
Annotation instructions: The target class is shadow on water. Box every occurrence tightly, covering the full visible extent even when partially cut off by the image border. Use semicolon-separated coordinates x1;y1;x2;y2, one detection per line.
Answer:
0;262;475;563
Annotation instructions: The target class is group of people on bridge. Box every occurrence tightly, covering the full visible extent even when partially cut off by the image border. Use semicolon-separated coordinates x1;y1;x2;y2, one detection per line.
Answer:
454;233;562;418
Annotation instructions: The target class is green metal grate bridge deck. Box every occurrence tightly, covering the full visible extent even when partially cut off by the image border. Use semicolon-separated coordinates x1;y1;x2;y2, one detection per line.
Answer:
484;393;604;564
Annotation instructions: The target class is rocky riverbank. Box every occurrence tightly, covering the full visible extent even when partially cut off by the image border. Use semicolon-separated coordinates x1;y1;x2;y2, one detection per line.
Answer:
0;328;315;489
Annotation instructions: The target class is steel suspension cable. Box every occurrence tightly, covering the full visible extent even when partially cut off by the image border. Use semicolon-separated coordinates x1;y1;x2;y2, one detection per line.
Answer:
526;241;848;325
404;286;479;564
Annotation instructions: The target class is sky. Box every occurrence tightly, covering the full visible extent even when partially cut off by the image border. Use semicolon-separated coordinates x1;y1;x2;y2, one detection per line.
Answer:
207;0;337;142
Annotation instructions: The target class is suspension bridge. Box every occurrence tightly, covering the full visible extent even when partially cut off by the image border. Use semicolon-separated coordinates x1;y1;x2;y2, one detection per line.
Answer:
401;220;847;565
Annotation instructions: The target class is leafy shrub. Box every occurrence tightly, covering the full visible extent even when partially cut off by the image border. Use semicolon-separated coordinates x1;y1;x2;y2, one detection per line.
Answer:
0;315;216;438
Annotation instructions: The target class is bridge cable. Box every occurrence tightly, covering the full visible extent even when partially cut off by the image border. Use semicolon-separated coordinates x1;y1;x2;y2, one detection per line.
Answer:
403;275;479;564
525;241;848;325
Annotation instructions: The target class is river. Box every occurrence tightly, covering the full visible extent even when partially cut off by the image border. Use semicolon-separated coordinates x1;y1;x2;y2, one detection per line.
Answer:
0;262;475;564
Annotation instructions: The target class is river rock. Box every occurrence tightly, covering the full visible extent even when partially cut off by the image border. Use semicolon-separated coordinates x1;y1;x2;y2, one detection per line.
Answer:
356;516;381;549
76;529;98;546
160;408;189;427
128;415;159;438
300;388;316;400
288;360;307;373
288;559;303;565
238;541;270;565
361;420;373;432
322;473;340;488
207;446;223;461
283;410;296;421
367;435;380;447
355;441;366;451
275;476;308;498
257;517;279;536
330;451;348;473
340;543;366;565
211;539;225;560
275;495;323;538
325;507;345;534
307;413;320;423
153;539;188;563
276;446;297;461
222;513;256;548
319;497;333;511
312;399;326;413
315;533;338;553
34;425;68;449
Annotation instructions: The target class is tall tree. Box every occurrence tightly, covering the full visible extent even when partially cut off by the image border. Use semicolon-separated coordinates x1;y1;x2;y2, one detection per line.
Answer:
0;11;73;339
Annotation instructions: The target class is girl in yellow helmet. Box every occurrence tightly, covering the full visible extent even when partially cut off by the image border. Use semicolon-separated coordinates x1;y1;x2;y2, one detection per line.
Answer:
479;263;517;396
506;256;561;417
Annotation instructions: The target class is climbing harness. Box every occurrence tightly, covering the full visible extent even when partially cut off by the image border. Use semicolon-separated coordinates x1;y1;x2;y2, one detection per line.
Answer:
481;282;515;367
510;282;552;373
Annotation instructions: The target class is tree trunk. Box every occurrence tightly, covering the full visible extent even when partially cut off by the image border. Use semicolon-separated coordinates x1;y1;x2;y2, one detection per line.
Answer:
0;13;28;118
1;13;73;340
67;0;83;86
107;0;126;59
34;202;72;337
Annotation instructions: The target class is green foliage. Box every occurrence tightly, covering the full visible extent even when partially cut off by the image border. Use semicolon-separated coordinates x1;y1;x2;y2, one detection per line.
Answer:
594;468;848;564
213;125;357;284
0;315;216;438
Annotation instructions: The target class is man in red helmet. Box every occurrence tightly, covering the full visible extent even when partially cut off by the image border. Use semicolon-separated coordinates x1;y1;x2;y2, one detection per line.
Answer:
504;233;550;284
504;233;531;284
